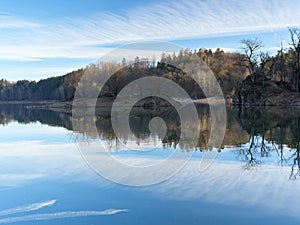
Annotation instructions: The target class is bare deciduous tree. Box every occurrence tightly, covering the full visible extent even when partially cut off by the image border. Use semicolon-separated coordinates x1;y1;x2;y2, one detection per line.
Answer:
241;38;263;81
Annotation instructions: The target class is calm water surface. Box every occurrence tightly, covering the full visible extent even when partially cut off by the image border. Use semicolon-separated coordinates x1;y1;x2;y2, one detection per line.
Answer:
0;104;300;224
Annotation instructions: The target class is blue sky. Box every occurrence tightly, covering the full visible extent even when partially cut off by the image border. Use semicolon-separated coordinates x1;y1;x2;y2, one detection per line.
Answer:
0;0;299;81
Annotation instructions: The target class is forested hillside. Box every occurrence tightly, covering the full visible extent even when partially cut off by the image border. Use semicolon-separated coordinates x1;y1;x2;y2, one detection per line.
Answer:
2;27;300;103
0;48;250;102
2;36;300;103
0;69;84;101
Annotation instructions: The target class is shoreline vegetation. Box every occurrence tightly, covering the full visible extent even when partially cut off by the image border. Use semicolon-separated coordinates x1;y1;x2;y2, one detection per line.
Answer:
1;28;300;108
0;48;247;106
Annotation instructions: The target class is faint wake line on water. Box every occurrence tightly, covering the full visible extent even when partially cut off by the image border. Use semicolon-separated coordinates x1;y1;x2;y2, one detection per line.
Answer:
0;200;56;216
0;209;129;224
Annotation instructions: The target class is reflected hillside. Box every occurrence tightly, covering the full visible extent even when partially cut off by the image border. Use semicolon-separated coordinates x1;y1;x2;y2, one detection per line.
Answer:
224;107;250;147
0;103;247;151
72;102;216;150
3;103;300;162
233;106;300;148
0;104;72;128
73;101;248;151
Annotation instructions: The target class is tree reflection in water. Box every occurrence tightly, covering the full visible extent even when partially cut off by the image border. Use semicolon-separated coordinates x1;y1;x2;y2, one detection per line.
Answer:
2;103;300;179
234;106;300;179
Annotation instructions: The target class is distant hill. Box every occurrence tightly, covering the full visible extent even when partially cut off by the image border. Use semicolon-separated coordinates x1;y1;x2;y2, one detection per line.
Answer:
0;48;249;102
0;69;84;101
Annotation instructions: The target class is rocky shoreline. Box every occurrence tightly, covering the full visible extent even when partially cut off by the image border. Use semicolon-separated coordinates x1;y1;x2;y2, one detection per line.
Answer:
233;76;300;106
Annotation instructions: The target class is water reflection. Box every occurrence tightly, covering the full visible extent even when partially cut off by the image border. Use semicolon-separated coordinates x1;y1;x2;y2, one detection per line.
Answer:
2;104;300;173
0;103;236;150
2;104;300;224
233;106;300;179
0;104;72;128
93;103;214;150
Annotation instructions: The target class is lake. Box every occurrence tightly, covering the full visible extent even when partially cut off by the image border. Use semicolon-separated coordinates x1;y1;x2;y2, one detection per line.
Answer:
0;103;300;224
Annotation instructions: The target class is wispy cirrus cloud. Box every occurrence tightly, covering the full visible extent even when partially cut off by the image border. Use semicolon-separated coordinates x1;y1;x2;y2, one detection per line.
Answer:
0;209;128;224
49;0;300;45
0;199;128;224
0;0;299;80
0;13;41;29
1;0;300;62
0;200;56;216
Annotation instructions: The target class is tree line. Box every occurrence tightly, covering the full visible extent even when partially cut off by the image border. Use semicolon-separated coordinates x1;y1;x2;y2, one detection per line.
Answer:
0;49;249;101
240;28;300;91
1;28;300;102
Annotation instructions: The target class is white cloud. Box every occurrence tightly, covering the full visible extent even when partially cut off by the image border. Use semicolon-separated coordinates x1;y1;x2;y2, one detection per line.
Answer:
0;14;41;28
1;0;300;62
0;209;128;224
1;123;300;218
0;140;90;187
141;158;300;217
0;200;56;216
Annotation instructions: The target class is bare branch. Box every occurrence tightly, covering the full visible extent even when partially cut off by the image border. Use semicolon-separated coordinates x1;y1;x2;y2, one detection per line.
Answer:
241;38;263;78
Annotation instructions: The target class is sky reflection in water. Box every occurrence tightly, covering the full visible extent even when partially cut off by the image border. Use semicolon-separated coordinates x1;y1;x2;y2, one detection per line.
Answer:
0;106;300;224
